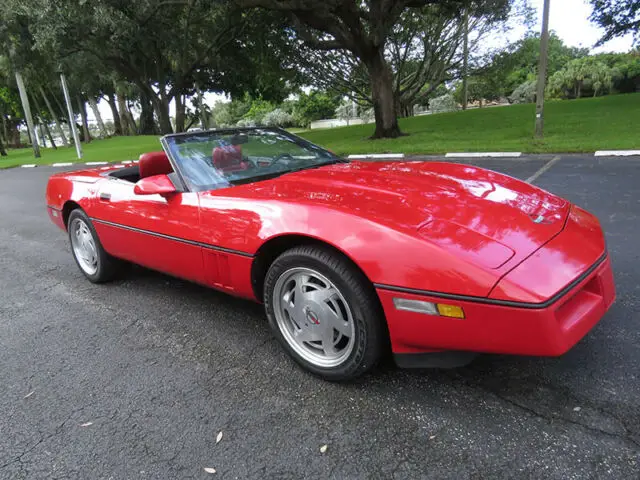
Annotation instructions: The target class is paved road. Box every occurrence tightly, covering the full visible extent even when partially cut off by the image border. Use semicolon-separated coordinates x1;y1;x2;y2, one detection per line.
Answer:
1;155;639;479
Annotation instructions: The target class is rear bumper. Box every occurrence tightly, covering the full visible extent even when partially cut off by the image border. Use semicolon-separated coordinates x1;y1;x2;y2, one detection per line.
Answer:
378;255;615;359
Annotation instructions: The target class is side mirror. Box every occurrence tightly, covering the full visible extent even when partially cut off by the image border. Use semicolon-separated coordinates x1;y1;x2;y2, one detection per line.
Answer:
134;174;177;196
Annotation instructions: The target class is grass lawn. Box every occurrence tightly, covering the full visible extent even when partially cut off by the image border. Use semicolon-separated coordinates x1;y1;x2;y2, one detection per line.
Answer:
1;93;638;168
300;93;640;155
0;135;162;169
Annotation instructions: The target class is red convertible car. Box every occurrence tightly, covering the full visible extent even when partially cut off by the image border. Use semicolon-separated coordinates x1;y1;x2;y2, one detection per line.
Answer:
46;128;615;380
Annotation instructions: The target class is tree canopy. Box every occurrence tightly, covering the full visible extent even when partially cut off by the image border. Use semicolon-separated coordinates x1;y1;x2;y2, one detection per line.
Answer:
234;0;515;138
589;0;640;45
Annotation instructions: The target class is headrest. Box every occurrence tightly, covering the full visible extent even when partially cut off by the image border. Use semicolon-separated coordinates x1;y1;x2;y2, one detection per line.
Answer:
139;151;173;179
212;145;247;172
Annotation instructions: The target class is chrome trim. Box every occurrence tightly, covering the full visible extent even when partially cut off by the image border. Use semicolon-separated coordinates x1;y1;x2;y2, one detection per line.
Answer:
374;252;608;310
90;218;254;258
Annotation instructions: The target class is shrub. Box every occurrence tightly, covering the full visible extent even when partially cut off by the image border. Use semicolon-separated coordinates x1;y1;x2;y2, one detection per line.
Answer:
262;108;294;127
509;80;537;104
236;118;257;127
429;93;459;113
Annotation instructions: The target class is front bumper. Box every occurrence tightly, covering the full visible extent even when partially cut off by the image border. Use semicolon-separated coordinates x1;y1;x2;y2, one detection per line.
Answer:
378;255;615;360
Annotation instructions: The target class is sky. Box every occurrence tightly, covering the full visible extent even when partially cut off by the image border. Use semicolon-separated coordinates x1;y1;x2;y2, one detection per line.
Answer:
90;0;635;124
526;0;634;53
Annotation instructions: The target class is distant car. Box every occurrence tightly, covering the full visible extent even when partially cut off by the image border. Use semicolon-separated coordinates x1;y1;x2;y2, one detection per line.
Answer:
187;127;202;132
46;127;616;380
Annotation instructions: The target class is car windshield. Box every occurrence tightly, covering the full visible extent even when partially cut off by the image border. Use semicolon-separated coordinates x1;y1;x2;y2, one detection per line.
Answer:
162;128;342;191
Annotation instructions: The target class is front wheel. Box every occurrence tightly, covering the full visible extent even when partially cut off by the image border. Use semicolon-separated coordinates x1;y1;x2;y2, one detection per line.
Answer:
264;245;386;381
67;209;125;283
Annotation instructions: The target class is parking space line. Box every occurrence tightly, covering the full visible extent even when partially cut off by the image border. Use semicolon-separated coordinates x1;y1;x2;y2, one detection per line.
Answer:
526;156;562;184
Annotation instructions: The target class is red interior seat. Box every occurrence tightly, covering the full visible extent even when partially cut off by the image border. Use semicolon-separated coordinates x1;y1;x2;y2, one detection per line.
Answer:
139;151;173;179
212;145;248;173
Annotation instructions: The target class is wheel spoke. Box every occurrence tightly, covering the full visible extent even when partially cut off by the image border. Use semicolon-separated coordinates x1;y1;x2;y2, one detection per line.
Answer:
323;303;351;338
320;326;337;356
305;286;337;305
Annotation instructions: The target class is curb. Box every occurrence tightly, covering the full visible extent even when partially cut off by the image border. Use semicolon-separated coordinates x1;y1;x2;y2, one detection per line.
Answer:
446;152;522;158
19;160;138;169
12;150;640;169
347;153;405;159
594;150;640;157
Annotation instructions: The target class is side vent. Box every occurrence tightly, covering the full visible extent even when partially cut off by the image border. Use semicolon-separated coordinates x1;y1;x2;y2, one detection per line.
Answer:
203;251;232;289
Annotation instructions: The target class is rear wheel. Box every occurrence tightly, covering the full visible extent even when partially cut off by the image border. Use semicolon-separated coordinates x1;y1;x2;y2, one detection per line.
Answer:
67;209;124;283
264;245;386;381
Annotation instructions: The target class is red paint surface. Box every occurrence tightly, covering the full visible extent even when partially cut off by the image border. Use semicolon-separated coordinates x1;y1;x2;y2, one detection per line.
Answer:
46;158;615;357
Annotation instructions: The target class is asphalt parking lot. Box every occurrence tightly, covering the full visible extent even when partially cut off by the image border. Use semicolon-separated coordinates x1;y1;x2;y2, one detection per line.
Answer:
1;154;639;479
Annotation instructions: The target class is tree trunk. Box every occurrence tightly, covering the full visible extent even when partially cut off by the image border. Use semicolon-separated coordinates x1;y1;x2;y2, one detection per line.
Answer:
196;86;208;130
116;92;133;135
1;110;7;143
152;94;173;134
38;123;47;148
15;71;41;158
126;101;138;133
88;96;108;137
107;93;122;135
49;86;66;116
39;86;68;146
0;133;7;156
365;50;403;139
175;94;186;133
43;120;57;149
77;96;91;143
138;90;156;135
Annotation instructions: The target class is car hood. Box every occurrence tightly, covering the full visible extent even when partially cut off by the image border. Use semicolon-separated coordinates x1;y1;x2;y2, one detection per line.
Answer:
246;161;570;270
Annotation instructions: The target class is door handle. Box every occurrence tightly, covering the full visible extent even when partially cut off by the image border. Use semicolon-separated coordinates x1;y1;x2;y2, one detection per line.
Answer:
99;192;111;201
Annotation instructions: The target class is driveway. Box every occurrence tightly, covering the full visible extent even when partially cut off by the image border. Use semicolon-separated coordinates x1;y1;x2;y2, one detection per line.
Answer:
1;155;638;479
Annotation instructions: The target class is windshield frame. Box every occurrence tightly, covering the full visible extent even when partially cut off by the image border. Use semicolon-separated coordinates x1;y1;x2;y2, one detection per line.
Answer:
159;127;344;193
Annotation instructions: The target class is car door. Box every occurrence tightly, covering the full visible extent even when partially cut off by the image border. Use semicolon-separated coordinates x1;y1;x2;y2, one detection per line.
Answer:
91;177;206;284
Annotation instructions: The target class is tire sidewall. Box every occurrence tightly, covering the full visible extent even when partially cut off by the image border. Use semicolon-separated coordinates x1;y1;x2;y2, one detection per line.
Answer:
264;249;378;380
67;210;110;283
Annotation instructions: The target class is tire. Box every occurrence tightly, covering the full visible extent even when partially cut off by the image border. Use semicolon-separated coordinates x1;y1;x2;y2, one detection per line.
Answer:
67;209;124;283
264;245;386;381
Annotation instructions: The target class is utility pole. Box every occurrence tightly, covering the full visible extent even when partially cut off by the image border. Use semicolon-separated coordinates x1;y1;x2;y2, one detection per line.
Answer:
462;8;469;110
535;0;551;138
60;73;83;159
15;71;41;158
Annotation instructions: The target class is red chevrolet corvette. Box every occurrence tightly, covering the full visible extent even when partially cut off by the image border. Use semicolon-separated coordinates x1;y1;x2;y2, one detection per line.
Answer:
46;128;615;380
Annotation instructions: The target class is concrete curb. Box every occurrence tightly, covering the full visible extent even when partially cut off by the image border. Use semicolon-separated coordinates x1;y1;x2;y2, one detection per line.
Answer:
10;150;640;169
446;152;522;158
595;150;640;157
348;153;405;159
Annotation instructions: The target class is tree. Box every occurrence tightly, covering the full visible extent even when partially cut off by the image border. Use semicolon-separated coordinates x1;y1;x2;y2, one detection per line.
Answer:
335;100;355;125
473;33;589;101
235;0;512;138
589;0;640;45
298;3;511;118
292;91;340;127
547;57;616;99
